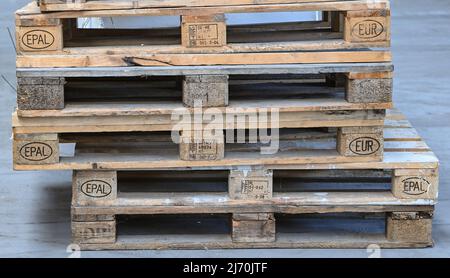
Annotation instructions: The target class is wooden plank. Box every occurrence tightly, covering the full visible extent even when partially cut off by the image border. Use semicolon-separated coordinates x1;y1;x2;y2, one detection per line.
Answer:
21;1;390;19
38;0;385;12
78;233;433;250
17;51;392;68
16;63;394;78
72;191;436;216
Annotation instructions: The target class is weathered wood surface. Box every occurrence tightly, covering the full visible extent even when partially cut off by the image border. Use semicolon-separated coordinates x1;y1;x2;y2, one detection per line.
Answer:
37;0;390;13
27;1;390;18
16;63;394;78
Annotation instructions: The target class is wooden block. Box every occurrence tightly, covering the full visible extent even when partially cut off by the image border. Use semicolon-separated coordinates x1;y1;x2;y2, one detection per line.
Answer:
179;130;224;161
72;220;116;244
183;75;229;107
232;213;275;243
181;14;227;48
73;171;117;206
229;169;273;200
344;10;390;43
386;212;433;243
392;169;439;200
17;25;63;52
17;77;65;110
337;127;383;158
346;73;392;103
13;133;59;165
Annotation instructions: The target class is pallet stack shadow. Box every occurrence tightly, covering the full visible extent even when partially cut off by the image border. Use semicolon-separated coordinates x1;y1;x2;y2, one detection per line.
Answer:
12;0;439;249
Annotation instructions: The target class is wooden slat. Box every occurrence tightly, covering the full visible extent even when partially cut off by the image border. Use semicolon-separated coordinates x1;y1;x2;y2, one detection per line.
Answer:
17;51;391;68
38;0;386;12
16;63;394;78
21;1;390;18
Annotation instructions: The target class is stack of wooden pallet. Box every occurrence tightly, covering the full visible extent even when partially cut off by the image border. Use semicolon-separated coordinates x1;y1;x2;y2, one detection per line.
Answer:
13;0;438;250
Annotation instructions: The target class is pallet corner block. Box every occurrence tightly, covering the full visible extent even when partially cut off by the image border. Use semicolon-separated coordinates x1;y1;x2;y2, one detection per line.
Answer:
73;170;118;206
16;24;63;53
344;10;391;43
17;77;65;110
13;133;59;165
72;217;117;244
337;126;383;159
345;72;393;103
392;169;439;200
386;212;433;244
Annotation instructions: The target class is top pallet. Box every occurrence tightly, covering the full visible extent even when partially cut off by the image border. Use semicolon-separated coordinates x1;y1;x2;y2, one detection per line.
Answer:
17;1;391;68
36;0;389;12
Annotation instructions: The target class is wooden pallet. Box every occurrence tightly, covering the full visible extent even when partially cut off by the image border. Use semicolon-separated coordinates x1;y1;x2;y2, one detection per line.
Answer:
16;63;393;110
70;110;438;250
13;110;428;174
17;1;391;67
13;95;389;165
71;161;437;250
72;209;435;250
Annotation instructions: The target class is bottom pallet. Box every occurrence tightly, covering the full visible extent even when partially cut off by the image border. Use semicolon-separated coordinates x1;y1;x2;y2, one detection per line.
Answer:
72;209;434;250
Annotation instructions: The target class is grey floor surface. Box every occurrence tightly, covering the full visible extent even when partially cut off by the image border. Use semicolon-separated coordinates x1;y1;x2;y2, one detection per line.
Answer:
0;0;449;258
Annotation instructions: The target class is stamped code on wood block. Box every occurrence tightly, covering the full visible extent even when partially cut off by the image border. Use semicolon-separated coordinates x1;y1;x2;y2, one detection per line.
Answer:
241;179;270;200
188;24;220;47
189;140;218;159
349;136;381;155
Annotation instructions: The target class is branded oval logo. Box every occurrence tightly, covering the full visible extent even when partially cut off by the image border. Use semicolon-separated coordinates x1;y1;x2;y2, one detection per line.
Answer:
22;30;55;50
352;20;384;39
349;137;381;155
81;180;112;198
402;177;430;195
19;142;53;161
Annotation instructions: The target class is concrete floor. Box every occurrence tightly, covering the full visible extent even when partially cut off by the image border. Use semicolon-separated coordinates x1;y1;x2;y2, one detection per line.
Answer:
0;0;449;258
